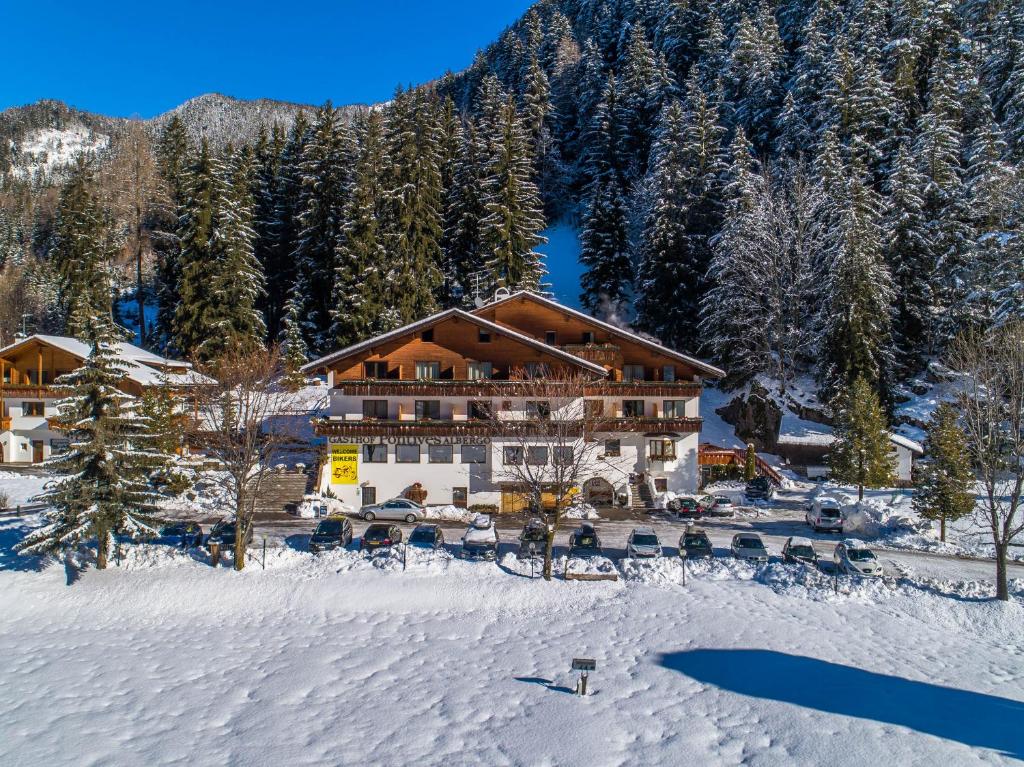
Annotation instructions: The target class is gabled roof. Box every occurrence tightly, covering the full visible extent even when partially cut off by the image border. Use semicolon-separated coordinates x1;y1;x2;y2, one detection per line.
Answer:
0;334;206;387
301;308;609;376
475;291;726;378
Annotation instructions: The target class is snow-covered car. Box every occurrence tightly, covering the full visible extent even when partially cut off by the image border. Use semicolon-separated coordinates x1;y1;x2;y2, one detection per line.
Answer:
707;496;736;517
408;524;445;550
834;539;883;576
679;527;713;559
460;514;499;560
626;527;662;558
517;518;548;559
359;498;426;523
206;519;253;549
308;516;353;553
744;476;775;501
359;523;403;551
567;522;603;558
158;522;203;548
730;533;768;563
782;536;818;566
806;498;844;533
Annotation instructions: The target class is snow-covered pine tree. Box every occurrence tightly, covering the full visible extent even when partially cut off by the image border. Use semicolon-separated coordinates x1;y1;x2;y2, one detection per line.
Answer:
615;23;676;177
252;124;287;339
828;376;896;501
913;402;974;541
16;310;168;569
444;120;488;307
479;94;547;294
579;174;631;315
726;5;784;154
280;293;309;391
291;103;353;355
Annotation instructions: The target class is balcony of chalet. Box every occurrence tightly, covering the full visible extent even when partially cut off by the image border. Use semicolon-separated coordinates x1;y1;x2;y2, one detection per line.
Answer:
0;384;58;399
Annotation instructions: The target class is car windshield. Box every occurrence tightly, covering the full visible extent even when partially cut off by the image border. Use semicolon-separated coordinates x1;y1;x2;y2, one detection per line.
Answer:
790;545;815;558
684;535;709;548
738;538;762;549
633;534;659;546
315;520;343;535
409;530;436;543
364;527;390;540
821;508;840;518
573;535;598;548
848;549;875;561
464;539;493;549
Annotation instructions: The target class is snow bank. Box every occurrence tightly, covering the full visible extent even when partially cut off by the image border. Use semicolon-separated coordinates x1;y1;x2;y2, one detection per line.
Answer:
564;501;600;520
0;472;50;507
423;504;473;523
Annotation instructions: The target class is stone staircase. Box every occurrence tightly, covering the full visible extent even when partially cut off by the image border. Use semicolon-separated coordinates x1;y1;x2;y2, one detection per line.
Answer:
251;470;313;517
629;479;655;511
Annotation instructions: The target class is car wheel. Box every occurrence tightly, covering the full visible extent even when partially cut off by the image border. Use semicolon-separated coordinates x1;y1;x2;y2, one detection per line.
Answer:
364;512;375;521
405;514;416;523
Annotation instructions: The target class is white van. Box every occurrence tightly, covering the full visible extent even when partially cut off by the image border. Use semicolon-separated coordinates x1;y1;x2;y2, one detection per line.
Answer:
806;497;844;533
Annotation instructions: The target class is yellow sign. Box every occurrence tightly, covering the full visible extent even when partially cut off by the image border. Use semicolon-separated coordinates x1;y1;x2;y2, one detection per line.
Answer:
330;444;359;485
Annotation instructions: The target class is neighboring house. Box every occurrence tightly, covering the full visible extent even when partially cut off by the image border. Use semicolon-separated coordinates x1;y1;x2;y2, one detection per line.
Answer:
775;431;924;484
0;335;202;465
301;291;725;511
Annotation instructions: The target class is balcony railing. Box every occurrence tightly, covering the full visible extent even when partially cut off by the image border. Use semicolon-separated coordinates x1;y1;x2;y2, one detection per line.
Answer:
314;415;703;437
584;381;702;397
332;379;702;397
0;384;58;399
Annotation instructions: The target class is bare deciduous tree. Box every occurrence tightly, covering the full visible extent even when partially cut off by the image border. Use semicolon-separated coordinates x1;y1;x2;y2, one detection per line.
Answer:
189;345;299;571
947;321;1024;601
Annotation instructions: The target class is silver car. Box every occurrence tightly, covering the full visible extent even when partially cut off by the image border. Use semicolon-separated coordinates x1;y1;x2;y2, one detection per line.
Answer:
626;527;663;558
834;540;883;577
359;498;426;523
730;533;769;563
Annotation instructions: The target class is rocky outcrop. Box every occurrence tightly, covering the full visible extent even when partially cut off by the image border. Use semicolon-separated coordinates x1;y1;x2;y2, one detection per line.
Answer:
715;381;783;451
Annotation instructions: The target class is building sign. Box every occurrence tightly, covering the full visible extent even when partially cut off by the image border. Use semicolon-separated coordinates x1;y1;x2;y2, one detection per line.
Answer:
328;435;489;446
330;444;359;485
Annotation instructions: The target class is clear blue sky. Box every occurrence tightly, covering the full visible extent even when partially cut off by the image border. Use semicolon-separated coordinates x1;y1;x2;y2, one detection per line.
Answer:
2;1;536;118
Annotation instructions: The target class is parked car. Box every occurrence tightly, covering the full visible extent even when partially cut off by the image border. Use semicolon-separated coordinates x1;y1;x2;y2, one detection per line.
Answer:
461;514;499;560
707;496;736;517
309;516;353;553
626;527;663;558
806;498;845;533
568;522;603;558
679;527;714;559
745;476;776;501
668;495;705;519
834;539;883;576
159;522;204;548
517;518;548;559
408;523;445;550
360;523;403;551
782;536;819;566
730;533;769;563
206;519;254;549
359;498;426;523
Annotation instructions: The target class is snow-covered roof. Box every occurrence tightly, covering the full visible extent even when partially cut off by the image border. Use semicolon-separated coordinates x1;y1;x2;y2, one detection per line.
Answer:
301;308;609;377
776;430;924;454
477;291;727;378
0;334;207;387
888;433;924;454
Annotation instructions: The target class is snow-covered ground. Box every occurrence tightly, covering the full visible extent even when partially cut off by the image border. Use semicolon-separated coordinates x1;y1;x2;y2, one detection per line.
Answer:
8;125;109;181
1;513;1021;766
0;471;50;507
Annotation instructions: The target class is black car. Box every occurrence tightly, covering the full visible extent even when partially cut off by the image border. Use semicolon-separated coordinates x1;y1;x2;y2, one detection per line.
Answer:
518;518;548;559
745;476;775;501
309;516;353;553
408;524;445;550
360;523;402;551
567;523;603;558
206;520;254;548
679;528;714;559
159;522;204;548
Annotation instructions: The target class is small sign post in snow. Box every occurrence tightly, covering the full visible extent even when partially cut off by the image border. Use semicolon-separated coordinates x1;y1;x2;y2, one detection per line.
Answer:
571;658;595;695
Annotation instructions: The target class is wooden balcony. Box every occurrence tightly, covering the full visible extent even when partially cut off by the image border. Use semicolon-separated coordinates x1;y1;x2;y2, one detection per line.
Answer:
0;416;10;431
560;343;622;369
0;384;58;399
594;417;703;434
584;381;702;397
313;415;703;438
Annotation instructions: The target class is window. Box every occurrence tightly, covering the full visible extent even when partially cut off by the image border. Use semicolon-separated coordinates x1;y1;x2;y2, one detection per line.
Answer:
604;439;621;457
649;439;676;461
527;446;548;465
478;328;491;343
415;361;440;380
421;328;434;342
468;361;493;380
469;400;493;420
553;446;574;466
581;331;595;344
362;486;377;505
362;400;388;420
396;444;421;463
623;365;645;382
622;400;645;418
428;444;453;463
461;444;487;464
585;400;604;417
363;444;387;463
364;361;388;379
503;446;524;465
545;330;557;345
662;365;676;382
662;400;687;418
415;400;441;420
526;401;551;420
24;401;45;417
524;362;549;379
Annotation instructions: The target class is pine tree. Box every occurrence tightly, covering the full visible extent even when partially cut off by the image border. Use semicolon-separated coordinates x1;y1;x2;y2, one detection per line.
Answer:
280;294;309;391
153;116;192;348
479;94;547;293
579;175;631;314
828;376;896;500
252;124;287;339
913;402;974;541
744;443;757;482
727;6;784;153
16;312;168;568
155;115;191;209
443;120;488;306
